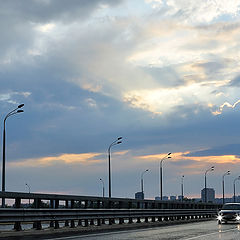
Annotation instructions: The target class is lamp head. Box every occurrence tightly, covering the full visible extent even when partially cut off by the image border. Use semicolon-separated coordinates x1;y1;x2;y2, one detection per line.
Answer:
168;152;171;155
18;104;24;108
211;166;214;171
118;137;122;140
117;141;122;144
17;110;24;113
227;170;230;175
168;156;171;159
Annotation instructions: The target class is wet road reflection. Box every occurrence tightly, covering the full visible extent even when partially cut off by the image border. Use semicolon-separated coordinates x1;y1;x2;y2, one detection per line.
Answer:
47;220;240;240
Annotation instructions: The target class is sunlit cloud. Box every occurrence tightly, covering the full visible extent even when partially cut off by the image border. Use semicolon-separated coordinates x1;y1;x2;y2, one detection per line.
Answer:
137;151;239;174
9;150;129;168
123;81;226;115
36;23;56;33
212;99;240;115
9;153;104;168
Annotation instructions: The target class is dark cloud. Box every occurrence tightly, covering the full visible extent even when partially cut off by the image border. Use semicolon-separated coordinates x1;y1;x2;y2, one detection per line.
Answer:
1;0;124;23
191;61;223;75
142;66;185;87
185;144;240;157
229;75;240;87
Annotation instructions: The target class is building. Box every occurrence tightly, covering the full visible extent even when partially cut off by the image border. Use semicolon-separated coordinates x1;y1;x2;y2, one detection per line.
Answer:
201;188;215;202
170;195;177;201
163;196;168;201
178;195;184;201
135;191;144;200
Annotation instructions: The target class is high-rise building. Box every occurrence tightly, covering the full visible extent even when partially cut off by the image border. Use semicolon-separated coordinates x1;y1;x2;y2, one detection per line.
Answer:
201;188;215;202
135;191;144;200
170;195;177;201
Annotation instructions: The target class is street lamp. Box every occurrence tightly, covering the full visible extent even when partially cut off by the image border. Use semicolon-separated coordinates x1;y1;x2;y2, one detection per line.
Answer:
181;175;184;202
100;178;105;198
141;169;149;199
108;137;122;198
233;176;240;203
25;183;31;206
204;166;214;203
222;170;230;204
159;152;171;200
2;104;24;207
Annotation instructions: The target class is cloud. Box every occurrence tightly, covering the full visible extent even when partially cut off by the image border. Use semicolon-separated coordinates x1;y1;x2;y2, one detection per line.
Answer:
9;152;104;168
147;0;240;23
212;99;240;115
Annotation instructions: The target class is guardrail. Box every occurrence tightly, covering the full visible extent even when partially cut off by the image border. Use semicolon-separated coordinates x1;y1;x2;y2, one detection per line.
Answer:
0;191;222;210
0;191;220;231
0;208;217;231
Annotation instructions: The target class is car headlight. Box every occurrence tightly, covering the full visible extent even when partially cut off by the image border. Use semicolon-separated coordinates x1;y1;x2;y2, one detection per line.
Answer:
217;215;223;221
235;215;240;221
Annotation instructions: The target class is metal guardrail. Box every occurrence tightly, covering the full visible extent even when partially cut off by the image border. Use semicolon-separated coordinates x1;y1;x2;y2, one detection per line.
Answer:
0;208;217;231
0;191;220;231
0;191;222;210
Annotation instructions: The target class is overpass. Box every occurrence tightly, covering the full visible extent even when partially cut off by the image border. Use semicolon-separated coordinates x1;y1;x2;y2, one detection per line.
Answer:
0;191;221;237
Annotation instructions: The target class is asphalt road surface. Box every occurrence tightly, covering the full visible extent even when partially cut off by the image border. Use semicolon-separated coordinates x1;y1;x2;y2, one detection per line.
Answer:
46;220;240;240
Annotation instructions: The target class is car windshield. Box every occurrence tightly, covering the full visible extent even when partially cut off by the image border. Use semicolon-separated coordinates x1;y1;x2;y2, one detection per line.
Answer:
222;204;240;210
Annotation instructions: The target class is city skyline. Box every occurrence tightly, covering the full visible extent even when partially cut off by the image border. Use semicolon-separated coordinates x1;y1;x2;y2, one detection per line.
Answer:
1;0;240;200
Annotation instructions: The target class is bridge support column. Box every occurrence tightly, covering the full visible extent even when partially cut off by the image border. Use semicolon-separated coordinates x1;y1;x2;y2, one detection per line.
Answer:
84;219;89;227
158;216;162;222
102;218;105;224
70;220;75;228
65;220;69;227
78;219;82;226
164;216;168;221
119;218;124;224
90;219;94;225
145;217;149;223
97;219;101;226
128;217;133;224
13;221;22;231
152;216;155;222
137;217;141;223
54;221;59;229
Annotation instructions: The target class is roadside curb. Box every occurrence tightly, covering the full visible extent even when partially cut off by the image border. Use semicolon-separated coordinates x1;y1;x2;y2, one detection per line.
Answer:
0;218;215;240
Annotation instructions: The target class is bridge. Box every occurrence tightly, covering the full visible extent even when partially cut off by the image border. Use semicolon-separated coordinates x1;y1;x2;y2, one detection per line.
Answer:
0;191;221;238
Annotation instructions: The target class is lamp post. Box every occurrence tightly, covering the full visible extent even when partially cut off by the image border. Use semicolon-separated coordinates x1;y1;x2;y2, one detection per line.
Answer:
181;175;184;202
204;166;214;203
222;170;230;204
100;178;105;198
233;176;240;203
25;183;31;206
141;169;149;199
108;137;122;198
159;152;171;200
2;104;24;207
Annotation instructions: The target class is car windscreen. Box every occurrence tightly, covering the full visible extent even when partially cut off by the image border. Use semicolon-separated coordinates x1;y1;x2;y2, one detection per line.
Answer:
222;204;240;210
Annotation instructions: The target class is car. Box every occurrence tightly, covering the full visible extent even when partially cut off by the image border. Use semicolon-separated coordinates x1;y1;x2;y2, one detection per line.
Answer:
217;203;240;224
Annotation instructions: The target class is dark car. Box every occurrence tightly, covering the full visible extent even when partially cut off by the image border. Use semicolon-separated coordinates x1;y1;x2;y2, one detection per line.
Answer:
217;203;240;224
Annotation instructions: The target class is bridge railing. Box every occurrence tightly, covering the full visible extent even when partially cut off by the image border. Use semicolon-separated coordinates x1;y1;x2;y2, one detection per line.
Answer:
0;191;222;210
0;208;217;231
0;191;220;231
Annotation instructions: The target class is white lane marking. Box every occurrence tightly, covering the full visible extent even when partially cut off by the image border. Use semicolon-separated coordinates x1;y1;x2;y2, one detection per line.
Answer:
46;225;238;240
45;228;157;240
184;227;237;240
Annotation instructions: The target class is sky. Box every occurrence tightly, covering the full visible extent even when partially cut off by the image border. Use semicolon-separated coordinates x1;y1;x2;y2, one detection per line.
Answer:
1;0;240;200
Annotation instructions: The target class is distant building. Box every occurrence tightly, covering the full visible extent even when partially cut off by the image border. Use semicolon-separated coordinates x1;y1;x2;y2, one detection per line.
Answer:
163;196;168;201
178;195;184;201
201;188;215;202
135;191;144;200
170;195;176;201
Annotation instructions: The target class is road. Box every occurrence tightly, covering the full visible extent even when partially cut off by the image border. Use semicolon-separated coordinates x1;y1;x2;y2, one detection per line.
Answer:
46;220;240;240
